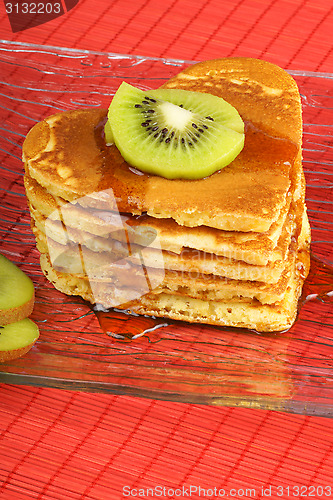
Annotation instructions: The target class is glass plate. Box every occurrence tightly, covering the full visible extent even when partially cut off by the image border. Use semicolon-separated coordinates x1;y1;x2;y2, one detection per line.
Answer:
0;41;332;416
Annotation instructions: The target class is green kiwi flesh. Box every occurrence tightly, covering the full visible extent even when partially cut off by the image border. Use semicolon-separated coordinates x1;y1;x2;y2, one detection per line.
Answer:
0;253;35;325
0;318;39;362
106;82;245;180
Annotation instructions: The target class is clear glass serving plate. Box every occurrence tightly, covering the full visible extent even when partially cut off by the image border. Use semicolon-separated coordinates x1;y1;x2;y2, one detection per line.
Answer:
0;41;332;416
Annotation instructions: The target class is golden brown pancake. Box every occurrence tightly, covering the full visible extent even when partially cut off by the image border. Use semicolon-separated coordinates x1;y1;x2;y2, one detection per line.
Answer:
37;213;310;332
24;141;304;269
23;58;302;233
162;58;302;144
31;209;310;306
32;217;287;283
25;170;295;266
23;57;310;332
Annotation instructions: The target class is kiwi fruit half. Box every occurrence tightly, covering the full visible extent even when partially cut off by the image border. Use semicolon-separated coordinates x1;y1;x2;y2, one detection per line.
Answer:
106;82;245;180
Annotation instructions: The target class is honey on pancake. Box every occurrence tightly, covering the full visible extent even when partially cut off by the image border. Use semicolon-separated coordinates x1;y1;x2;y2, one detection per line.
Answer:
24;107;298;233
25;112;306;331
94;115;298;232
23;58;310;333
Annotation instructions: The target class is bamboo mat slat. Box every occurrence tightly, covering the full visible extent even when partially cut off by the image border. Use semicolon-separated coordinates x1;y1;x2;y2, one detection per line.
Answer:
0;0;332;71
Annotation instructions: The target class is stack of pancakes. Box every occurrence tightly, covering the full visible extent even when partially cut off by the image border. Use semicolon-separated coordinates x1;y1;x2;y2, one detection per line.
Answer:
23;58;310;332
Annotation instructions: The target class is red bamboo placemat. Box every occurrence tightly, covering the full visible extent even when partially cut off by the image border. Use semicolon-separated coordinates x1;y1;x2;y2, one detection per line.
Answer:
0;0;333;498
1;385;333;499
0;0;332;71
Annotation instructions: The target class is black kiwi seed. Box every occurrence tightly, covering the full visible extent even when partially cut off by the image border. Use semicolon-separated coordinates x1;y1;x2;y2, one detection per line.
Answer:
135;97;214;148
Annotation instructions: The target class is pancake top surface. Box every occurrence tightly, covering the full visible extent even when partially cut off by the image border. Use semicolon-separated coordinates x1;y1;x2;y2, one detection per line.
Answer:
23;57;302;232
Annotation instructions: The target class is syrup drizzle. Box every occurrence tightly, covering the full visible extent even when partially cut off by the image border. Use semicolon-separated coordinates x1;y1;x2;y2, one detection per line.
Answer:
300;253;333;305
92;305;169;341
91;254;333;341
91;119;332;339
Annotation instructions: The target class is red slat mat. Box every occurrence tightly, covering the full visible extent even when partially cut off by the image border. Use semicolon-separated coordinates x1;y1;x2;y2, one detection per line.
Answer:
1;385;333;499
0;0;332;72
0;0;333;499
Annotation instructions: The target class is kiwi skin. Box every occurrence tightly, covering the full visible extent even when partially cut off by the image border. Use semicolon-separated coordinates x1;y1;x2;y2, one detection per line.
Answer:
106;82;245;180
0;295;34;326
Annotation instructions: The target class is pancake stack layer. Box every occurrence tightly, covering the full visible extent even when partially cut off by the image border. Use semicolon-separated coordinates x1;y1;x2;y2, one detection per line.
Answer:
23;58;310;332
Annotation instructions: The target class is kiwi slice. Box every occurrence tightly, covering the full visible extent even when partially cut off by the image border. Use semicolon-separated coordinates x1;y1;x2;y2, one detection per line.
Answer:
106;82;245;179
0;253;35;325
0;318;39;363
